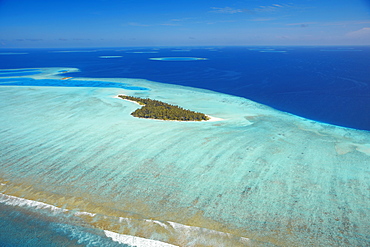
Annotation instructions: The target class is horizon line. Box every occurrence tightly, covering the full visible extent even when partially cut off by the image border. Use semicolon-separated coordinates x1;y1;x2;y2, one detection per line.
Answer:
1;44;370;50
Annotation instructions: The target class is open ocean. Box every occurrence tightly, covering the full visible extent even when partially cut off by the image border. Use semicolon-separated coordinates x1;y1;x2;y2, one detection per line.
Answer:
0;47;369;246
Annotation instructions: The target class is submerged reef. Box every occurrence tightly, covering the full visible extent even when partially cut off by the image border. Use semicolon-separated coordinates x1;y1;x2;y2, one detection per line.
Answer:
118;95;209;121
1;67;370;246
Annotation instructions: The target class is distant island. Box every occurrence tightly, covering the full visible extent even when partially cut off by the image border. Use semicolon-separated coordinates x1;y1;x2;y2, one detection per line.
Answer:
118;95;210;121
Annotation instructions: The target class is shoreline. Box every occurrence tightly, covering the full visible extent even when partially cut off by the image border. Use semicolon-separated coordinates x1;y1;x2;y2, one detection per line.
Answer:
0;192;251;247
0;193;177;247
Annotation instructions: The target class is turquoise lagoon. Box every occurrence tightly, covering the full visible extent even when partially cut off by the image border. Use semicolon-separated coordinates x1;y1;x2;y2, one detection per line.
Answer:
0;68;369;246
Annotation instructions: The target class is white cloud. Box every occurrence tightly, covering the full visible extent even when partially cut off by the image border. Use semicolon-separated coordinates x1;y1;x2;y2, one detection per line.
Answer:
346;27;370;38
210;7;244;14
210;3;291;15
322;20;370;26
257;4;286;12
251;18;276;22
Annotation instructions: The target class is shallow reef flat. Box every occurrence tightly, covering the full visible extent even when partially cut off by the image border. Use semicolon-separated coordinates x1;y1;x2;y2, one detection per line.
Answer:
0;68;369;246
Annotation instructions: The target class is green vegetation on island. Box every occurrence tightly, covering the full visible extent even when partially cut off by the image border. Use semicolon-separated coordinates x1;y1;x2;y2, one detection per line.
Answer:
118;95;210;121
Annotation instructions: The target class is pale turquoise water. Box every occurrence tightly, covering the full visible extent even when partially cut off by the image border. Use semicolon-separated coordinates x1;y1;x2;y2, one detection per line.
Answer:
0;68;369;246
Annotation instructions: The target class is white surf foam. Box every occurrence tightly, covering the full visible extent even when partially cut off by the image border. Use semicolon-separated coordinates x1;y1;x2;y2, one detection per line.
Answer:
104;230;179;247
0;193;250;246
0;193;67;213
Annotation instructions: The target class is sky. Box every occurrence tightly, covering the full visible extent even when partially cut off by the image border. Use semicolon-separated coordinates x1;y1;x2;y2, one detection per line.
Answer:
0;0;369;48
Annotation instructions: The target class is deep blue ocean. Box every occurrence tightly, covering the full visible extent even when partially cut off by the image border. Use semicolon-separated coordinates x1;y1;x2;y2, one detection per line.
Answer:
1;46;369;131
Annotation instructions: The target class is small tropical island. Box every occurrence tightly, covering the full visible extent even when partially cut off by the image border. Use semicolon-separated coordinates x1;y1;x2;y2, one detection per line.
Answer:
118;95;210;121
